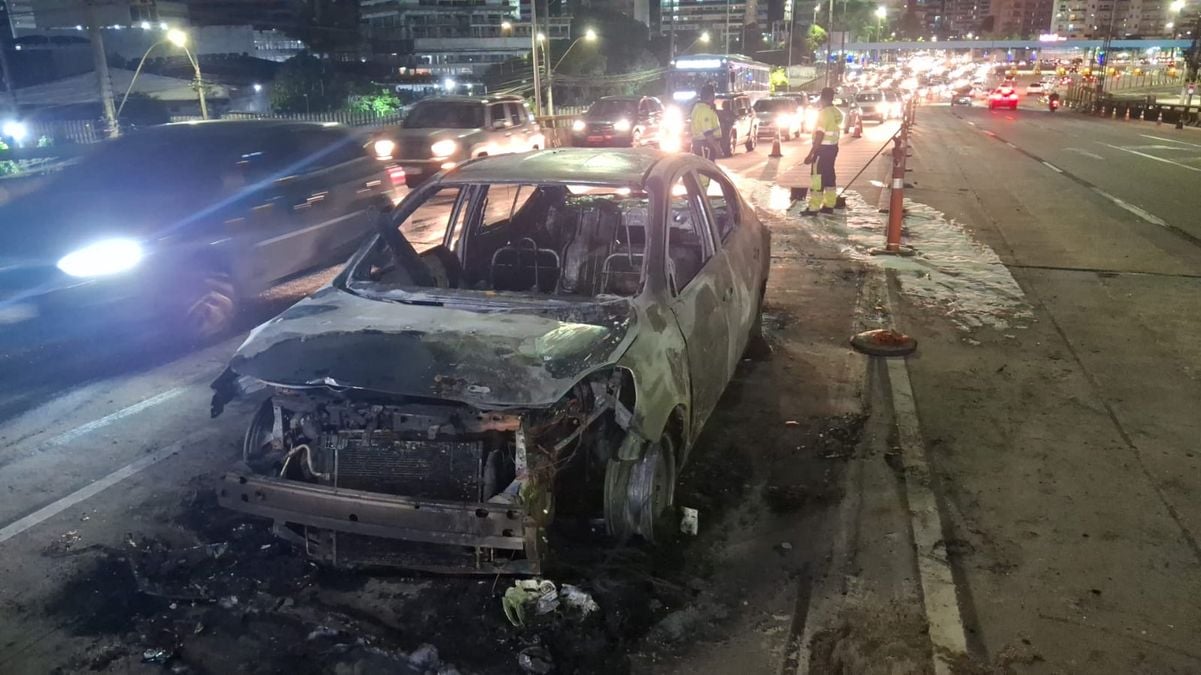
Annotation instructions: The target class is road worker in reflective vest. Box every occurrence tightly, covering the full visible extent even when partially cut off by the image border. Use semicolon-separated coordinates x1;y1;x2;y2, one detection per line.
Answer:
690;83;723;160
802;87;844;215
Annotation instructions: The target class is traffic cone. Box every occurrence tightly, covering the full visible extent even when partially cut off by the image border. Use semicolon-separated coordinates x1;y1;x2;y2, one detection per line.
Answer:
853;118;863;138
1111;107;1117;119
1124;107;1130;121
769;134;782;158
1140;108;1146;121
1157;110;1164;125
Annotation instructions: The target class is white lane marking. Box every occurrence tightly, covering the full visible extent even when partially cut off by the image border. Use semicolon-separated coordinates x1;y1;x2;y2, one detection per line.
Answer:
254;210;364;248
1140;134;1201;149
0;433;196;544
1065;147;1105;160
1005;141;1017;148
887;354;969;675
1099;143;1201;173
1092;188;1170;228
43;386;187;448
1042;161;1064;173
967;121;976;126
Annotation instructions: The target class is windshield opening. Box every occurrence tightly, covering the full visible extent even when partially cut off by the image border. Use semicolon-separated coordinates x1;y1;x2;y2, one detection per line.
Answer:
404;102;485;129
753;99;795;113
348;183;653;300
586;100;638;118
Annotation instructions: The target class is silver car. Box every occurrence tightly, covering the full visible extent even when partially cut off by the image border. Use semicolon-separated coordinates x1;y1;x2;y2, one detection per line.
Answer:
381;95;545;187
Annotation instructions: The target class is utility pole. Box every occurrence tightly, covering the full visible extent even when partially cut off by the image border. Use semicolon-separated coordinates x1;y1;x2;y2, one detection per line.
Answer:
786;0;796;87
530;0;542;115
1094;0;1119;112
725;0;731;53
85;2;118;137
0;38;17;115
824;0;834;85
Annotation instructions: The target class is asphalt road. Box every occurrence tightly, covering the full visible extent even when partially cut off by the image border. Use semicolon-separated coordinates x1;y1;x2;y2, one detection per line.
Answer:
6;105;1195;674
0;135;912;674
947;98;1201;244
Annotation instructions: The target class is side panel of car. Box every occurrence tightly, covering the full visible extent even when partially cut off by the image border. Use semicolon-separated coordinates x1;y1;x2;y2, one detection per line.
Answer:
661;171;736;444
694;168;762;364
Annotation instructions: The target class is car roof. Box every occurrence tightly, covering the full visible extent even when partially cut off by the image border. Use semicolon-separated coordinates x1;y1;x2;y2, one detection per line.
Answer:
411;95;523;105
597;95;641;102
443;148;665;186
152;119;350;136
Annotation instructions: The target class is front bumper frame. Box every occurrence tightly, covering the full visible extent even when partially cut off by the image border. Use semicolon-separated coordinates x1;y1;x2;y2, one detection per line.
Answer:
218;472;542;574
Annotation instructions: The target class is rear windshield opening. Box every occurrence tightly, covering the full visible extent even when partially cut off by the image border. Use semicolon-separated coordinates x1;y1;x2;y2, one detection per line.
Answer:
349;183;654;299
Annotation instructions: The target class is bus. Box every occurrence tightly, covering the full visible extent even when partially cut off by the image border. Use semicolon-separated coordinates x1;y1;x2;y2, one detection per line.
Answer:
666;53;772;104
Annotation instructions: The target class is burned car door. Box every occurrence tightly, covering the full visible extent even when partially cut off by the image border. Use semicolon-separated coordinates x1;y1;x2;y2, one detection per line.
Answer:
664;174;736;436
696;168;761;362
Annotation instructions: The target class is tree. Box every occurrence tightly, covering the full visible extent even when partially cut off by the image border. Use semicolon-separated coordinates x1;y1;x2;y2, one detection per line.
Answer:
807;25;828;55
348;90;403;115
270;53;347;113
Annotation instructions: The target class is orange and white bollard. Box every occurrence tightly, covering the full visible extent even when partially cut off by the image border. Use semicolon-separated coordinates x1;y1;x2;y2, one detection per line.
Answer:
1124;107;1131;121
1157;110;1164;125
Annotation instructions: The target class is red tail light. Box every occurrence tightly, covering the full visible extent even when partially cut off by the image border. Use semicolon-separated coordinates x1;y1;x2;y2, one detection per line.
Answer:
387;165;405;186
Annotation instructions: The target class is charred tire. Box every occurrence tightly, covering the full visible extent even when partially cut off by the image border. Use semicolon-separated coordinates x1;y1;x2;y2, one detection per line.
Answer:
745;129;756;152
176;265;238;342
604;433;677;543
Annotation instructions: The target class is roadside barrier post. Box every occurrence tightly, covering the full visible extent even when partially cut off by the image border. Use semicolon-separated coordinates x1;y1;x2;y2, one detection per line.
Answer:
769;128;782;158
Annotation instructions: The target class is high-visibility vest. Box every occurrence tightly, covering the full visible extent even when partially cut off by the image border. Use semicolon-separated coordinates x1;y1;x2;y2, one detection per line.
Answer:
816;105;843;145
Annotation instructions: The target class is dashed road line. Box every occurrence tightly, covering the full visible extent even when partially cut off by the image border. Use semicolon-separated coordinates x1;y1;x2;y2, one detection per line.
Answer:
960;120;1201;248
1041;161;1064;173
0;431;202;544
1093;188;1171;228
42;386;188;448
1099;142;1201;173
1140;134;1201;149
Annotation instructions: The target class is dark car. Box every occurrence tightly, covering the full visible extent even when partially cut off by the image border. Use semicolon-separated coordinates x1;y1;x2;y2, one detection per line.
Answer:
753;97;802;140
572;96;664;147
382;95;544;188
212;148;772;574
713;93;758;155
0;121;396;340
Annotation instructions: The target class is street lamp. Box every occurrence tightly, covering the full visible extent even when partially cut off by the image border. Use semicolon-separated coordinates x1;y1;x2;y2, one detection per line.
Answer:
875;6;887;43
117;28;208;121
546;29;598;115
501;20;512;31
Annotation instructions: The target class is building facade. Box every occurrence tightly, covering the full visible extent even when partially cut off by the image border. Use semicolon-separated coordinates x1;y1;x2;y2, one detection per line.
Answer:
1051;0;1172;38
360;0;570;77
663;0;760;53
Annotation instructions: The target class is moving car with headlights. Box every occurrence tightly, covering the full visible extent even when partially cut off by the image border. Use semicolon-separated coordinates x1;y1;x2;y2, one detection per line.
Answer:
381;95;544;188
211;148;772;574
0;121;395;340
854;90;891;123
753;97;802;140
714;93;758;155
988;86;1020;110
571;96;663;147
1026;81;1045;96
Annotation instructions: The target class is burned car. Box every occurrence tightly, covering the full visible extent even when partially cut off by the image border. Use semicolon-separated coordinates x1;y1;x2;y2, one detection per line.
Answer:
212;148;771;573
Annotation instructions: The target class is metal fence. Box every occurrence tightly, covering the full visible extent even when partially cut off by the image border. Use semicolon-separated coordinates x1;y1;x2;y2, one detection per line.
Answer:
169;110;407;127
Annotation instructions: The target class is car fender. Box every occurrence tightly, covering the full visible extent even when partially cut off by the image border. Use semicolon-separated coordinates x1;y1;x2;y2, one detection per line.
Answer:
613;300;692;463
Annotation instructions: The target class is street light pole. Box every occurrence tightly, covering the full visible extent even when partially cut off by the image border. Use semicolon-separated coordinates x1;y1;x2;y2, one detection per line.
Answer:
85;2;119;138
546;29;597;115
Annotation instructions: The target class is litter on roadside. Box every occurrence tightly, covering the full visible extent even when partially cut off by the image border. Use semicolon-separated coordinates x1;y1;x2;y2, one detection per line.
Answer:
502;579;599;627
680;507;699;535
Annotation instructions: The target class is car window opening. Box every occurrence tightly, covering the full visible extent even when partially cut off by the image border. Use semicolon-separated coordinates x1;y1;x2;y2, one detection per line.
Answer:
351;182;696;300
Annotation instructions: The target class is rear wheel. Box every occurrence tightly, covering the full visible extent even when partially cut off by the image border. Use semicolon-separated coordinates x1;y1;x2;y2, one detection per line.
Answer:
745;129;756;152
725;129;737;157
604;433;677;543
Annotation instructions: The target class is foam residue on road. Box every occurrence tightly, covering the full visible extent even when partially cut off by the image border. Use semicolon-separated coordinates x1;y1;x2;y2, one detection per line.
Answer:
741;177;1032;332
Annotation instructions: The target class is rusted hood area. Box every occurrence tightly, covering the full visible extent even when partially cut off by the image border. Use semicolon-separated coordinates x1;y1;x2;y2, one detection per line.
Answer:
228;287;636;408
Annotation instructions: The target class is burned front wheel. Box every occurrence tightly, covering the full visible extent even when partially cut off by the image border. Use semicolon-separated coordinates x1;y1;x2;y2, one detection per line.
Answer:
604;433;677;543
